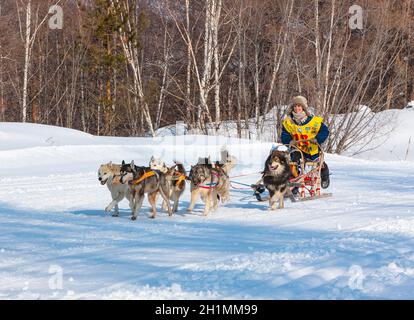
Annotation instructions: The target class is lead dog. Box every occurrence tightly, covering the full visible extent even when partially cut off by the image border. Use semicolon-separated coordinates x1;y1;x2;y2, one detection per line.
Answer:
120;160;172;220
98;161;133;217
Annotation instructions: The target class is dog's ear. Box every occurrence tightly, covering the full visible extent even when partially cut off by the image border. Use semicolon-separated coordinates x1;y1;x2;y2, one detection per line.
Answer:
122;160;125;166
108;161;112;168
131;160;135;168
150;156;154;162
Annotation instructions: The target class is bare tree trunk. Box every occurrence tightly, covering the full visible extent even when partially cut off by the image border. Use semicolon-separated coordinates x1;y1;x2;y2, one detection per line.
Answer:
314;0;321;112
321;0;335;113
155;27;170;130
110;0;155;136
22;0;32;122
253;42;260;132
0;2;4;122
185;0;192;128
235;2;245;138
259;0;293;138
80;70;87;132
385;78;394;110
212;0;222;130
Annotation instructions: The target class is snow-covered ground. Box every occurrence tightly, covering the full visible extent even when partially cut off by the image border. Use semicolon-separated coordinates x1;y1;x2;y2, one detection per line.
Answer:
1;119;414;299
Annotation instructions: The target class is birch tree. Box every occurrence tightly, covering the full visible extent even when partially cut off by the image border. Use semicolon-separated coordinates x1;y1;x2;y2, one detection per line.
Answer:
109;0;155;136
17;0;60;122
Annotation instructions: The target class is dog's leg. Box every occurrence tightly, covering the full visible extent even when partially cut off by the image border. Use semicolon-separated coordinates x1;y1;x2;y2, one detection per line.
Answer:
159;187;172;216
132;192;144;221
148;191;158;219
171;192;179;213
222;181;230;203
162;199;168;211
212;190;219;210
203;190;212;216
278;192;284;209
278;186;287;209
113;204;120;217
187;189;200;212
106;192;124;216
161;189;171;212
268;190;277;211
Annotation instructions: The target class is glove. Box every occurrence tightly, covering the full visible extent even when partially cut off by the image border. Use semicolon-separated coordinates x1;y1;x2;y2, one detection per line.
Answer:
308;138;318;144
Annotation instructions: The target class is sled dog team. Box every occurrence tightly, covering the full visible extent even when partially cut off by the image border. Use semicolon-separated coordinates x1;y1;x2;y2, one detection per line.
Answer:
98;150;238;220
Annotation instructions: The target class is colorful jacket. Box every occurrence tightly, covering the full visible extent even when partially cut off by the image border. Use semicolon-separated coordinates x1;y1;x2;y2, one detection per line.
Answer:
281;115;329;160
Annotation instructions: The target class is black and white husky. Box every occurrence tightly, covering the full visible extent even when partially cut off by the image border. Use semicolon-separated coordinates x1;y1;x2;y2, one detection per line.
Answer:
119;160;172;220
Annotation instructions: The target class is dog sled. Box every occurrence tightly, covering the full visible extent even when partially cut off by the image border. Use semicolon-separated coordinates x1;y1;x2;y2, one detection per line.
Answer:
234;141;332;203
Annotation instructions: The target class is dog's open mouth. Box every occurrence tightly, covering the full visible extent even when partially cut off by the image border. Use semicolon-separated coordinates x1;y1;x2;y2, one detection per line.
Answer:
269;164;279;171
100;179;107;185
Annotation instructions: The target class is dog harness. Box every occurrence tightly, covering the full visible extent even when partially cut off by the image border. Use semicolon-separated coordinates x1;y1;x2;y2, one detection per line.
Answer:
131;170;156;185
172;172;187;186
199;171;221;189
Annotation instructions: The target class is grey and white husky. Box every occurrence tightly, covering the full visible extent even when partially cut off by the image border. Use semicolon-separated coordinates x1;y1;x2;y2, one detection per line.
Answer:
187;151;236;216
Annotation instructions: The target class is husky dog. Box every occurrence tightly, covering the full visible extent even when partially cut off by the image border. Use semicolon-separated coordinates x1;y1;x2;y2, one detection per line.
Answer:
162;161;187;213
262;150;292;210
216;149;237;175
149;157;187;213
98;162;133;217
149;156;168;173
120;160;172;220
187;156;231;216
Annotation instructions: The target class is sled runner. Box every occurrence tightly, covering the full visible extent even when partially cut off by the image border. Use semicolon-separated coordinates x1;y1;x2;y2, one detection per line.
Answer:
251;141;332;202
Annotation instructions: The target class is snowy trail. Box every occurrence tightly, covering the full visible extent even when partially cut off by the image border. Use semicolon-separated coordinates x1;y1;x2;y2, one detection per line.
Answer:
1;124;414;299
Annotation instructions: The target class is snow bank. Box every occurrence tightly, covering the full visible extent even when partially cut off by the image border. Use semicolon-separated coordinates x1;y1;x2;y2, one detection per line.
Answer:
343;108;414;161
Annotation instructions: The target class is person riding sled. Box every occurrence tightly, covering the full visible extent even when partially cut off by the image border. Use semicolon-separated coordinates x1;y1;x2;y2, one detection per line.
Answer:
281;95;330;189
252;95;330;200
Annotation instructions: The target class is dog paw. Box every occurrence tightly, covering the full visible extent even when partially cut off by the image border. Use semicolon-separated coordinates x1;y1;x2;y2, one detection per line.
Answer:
149;215;155;219
105;206;112;212
112;213;119;217
131;216;137;221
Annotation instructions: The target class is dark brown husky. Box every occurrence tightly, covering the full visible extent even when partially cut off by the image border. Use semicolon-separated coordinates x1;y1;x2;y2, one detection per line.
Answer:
262;150;292;210
162;161;187;213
